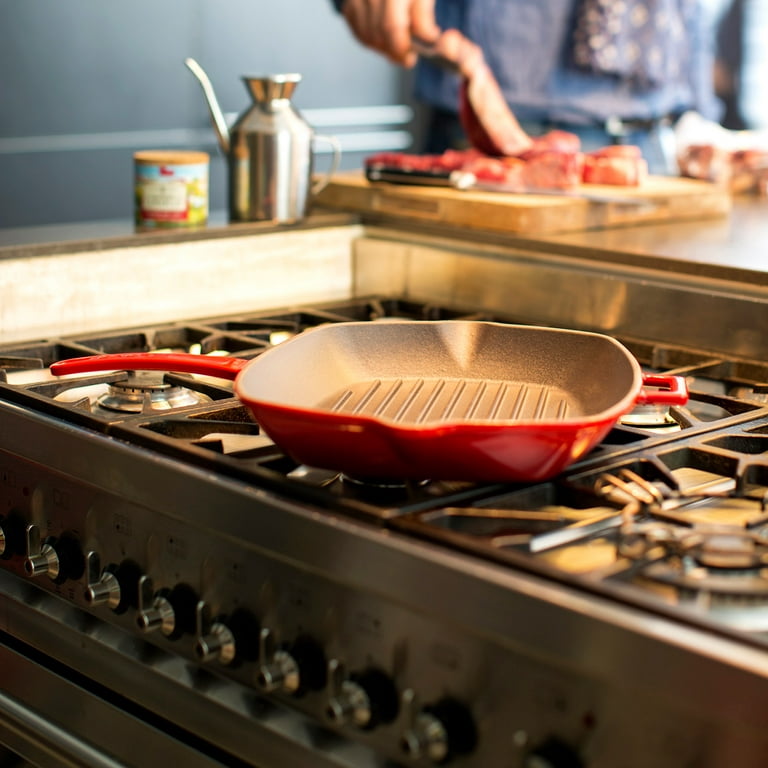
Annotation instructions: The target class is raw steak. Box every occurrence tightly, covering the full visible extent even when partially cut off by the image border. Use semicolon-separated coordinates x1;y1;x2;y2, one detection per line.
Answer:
365;131;647;189
678;144;768;194
582;146;648;186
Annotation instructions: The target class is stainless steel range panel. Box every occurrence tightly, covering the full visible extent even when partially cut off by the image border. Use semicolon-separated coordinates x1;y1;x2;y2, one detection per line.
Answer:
1;293;768;768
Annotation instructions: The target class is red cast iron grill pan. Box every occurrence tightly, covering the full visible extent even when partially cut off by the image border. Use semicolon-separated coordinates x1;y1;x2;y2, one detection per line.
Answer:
50;321;687;482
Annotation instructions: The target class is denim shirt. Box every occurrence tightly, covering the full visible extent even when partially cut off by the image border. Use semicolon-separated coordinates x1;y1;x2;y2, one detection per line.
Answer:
414;0;722;124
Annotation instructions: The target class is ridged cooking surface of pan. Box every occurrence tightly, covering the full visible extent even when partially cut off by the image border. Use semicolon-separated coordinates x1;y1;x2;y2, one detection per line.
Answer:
325;377;575;425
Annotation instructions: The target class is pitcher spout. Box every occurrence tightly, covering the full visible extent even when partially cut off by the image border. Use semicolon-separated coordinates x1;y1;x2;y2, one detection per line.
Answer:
185;58;230;155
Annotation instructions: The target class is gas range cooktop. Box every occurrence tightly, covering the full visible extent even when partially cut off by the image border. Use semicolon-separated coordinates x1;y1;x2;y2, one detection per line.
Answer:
3;297;768;629
2;296;766;522
1;296;768;768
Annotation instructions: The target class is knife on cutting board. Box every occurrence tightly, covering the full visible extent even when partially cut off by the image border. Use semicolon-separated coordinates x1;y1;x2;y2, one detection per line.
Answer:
365;165;657;207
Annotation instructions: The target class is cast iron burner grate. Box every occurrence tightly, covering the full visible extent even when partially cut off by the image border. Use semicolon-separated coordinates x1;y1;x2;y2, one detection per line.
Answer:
1;297;768;527
395;438;768;638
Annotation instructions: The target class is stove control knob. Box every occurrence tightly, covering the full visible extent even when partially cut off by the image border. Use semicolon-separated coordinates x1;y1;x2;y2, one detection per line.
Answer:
257;630;328;696
257;628;300;694
24;525;60;580
325;660;399;730
83;552;121;610
136;575;176;637
84;556;141;614
194;601;235;665
400;689;477;764
24;528;84;584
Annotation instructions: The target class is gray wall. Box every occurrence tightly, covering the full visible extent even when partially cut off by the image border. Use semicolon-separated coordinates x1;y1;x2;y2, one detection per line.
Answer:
0;0;416;227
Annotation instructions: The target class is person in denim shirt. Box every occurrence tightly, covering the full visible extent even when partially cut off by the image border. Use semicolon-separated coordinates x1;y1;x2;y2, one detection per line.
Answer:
332;0;725;173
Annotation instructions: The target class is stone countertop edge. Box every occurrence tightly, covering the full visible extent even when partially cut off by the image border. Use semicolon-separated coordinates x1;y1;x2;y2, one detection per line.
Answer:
0;211;360;261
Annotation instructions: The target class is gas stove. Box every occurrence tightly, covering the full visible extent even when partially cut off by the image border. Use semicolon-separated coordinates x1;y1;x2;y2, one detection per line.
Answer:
1;295;768;768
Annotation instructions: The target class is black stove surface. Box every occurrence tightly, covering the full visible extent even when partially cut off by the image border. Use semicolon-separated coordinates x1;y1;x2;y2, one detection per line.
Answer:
3;296;768;641
1;296;767;524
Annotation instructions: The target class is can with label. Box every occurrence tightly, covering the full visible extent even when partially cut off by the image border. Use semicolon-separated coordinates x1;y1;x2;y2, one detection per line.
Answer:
134;150;209;228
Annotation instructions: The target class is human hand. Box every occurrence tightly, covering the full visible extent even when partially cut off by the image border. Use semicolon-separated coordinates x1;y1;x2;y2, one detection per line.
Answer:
338;0;440;67
337;3;531;156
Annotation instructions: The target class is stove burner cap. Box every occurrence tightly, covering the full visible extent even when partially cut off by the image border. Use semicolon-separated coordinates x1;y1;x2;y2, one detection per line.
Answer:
692;532;764;570
97;371;211;413
340;474;430;490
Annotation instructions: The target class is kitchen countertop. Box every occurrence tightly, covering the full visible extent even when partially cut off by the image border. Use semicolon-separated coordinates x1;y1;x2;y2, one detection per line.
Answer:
1;195;766;286
2;195;766;355
0;210;359;260
534;195;768;279
333;194;768;287
0;215;364;344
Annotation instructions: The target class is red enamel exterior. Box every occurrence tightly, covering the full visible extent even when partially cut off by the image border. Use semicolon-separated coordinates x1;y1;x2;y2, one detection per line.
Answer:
51;322;687;482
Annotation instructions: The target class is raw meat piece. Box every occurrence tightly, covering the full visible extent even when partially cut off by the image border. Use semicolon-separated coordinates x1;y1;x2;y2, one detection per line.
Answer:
730;149;768;194
460;156;528;189
459;74;532;157
522;151;584;190
513;131;585;189
365;133;647;190
435;148;486;171
522;130;583;157
422;29;531;156
365;148;482;174
678;144;768;194
365;152;445;173
676;144;726;183
582;151;648;186
674;111;768;194
588;144;643;159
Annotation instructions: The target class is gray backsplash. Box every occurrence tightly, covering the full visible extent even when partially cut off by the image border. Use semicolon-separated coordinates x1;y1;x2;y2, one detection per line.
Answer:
0;0;416;227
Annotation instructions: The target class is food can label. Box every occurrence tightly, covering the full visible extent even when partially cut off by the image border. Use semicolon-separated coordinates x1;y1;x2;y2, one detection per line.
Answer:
135;161;208;227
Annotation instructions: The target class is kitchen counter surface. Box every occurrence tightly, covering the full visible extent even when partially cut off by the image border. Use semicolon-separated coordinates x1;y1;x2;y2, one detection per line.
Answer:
2;195;766;357
530;195;768;280
0;210;359;260
346;194;767;287
1;195;766;287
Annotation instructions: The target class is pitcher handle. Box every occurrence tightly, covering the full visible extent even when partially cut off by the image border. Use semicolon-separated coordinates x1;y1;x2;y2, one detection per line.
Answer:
312;134;342;195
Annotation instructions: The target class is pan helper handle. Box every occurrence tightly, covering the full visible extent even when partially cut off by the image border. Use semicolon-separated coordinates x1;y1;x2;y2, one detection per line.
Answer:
50;353;249;380
636;374;688;405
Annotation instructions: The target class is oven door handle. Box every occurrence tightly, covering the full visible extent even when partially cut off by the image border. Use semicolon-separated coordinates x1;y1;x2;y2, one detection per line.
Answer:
0;684;124;767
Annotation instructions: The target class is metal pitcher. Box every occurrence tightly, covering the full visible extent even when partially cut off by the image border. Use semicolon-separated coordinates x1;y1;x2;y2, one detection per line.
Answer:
185;58;340;224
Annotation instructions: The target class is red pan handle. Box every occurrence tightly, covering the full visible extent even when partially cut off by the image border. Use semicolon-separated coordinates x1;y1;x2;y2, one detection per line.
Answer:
50;353;249;381
635;374;688;406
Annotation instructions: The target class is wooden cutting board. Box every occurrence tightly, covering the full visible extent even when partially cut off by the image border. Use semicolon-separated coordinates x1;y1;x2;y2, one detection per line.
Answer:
314;170;731;234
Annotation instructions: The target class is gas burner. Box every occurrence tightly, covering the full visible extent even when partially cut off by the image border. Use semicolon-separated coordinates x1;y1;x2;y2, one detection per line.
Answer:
688;528;768;570
286;466;426;492
646;561;768;596
618;522;768;569
337;474;439;504
96;371;212;413
729;383;768;405
286;465;341;486
340;474;430;491
615;521;768;626
619;403;681;432
642;555;768;632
